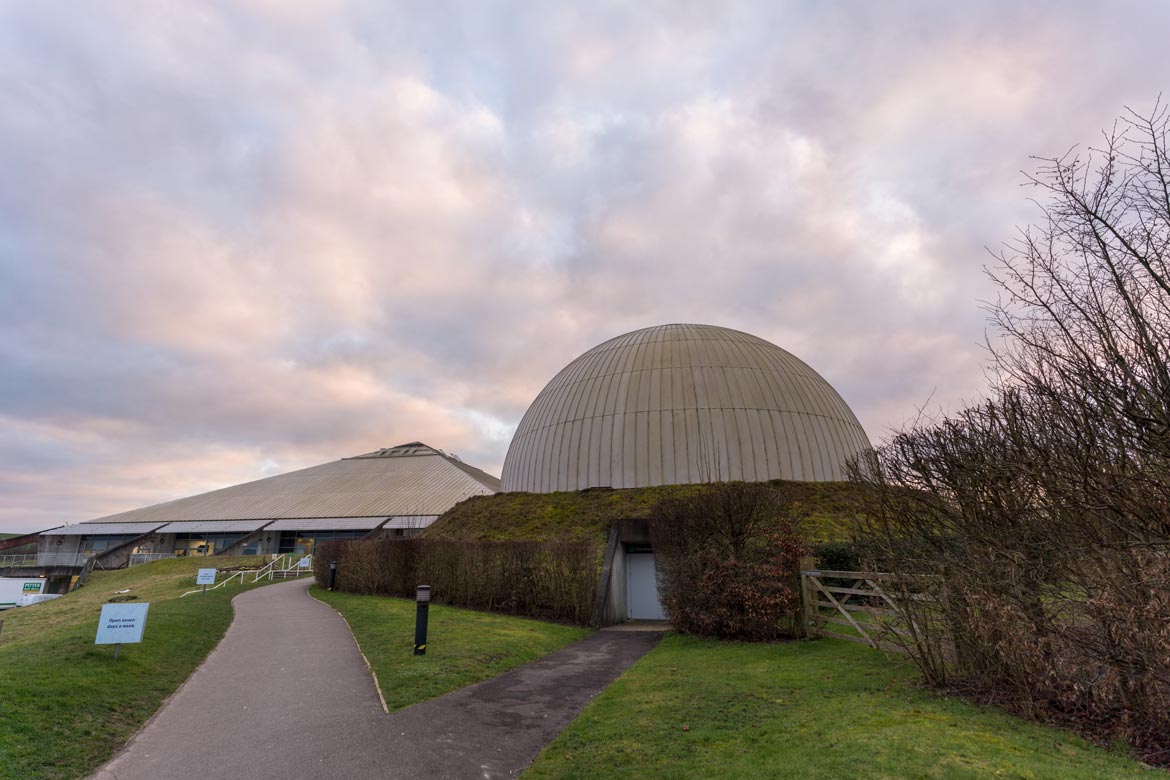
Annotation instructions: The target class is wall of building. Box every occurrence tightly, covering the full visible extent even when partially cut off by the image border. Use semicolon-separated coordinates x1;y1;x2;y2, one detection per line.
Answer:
40;535;82;557
604;543;628;624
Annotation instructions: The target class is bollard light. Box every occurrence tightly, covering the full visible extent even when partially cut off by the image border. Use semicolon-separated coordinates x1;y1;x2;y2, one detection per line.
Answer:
414;585;431;656
327;560;338;591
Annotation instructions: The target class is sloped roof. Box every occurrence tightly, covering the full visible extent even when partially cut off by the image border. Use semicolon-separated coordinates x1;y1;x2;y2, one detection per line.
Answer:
262;517;388;531
44;522;167;536
158;520;271;534
80;443;500;526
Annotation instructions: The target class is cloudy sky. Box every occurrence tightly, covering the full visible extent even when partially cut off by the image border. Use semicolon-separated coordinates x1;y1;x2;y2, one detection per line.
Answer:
1;1;1167;533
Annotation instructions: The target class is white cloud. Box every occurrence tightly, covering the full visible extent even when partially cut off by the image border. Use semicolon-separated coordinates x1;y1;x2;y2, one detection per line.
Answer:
1;1;1168;531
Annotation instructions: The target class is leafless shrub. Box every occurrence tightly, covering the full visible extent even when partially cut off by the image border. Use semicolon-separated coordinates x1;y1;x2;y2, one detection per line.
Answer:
651;482;809;641
314;538;599;625
853;103;1170;764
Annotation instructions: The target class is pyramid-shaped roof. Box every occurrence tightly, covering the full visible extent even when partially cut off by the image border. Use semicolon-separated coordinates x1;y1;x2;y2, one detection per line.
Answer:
78;443;500;526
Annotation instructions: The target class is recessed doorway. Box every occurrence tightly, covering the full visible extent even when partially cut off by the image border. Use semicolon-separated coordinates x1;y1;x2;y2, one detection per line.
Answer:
625;549;666;620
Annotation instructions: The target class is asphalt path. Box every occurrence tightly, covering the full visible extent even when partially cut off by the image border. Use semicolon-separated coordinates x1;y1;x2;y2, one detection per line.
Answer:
91;578;659;780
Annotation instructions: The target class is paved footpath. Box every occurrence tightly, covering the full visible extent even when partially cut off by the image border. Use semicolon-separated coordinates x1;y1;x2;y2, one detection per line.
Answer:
92;578;659;780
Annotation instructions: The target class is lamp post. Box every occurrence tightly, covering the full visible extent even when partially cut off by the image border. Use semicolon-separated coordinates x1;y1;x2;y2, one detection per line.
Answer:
327;560;338;590
414;585;431;656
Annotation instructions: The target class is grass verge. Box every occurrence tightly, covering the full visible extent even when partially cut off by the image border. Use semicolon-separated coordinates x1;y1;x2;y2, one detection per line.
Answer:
0;557;277;780
522;634;1165;780
310;587;590;711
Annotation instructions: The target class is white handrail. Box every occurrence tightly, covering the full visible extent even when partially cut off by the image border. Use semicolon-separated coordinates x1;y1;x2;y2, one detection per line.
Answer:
178;554;313;597
253;555;284;582
179;568;250;598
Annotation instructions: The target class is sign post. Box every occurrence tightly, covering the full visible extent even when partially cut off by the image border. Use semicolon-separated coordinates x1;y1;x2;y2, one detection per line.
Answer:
196;568;217;594
95;603;149;660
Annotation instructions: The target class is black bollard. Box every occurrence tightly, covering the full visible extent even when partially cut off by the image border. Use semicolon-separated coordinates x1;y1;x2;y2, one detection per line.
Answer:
414;585;431;656
327;560;338;591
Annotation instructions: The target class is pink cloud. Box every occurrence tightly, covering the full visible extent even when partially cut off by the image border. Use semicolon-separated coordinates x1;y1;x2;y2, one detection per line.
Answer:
1;2;1168;531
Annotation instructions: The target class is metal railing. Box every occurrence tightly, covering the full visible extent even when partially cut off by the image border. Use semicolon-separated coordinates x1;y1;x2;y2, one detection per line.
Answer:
0;553;91;568
0;552;179;569
179;554;314;598
128;553;176;566
255;553;313;581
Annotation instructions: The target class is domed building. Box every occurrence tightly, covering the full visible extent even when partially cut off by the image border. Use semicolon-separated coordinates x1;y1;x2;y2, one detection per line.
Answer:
502;323;869;493
499;323;870;623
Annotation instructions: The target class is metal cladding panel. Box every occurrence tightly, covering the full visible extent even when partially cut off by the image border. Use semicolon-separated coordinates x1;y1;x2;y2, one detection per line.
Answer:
159;520;270;534
82;447;499;526
46;523;163;536
501;324;871;492
382;515;438;530
263;517;387;532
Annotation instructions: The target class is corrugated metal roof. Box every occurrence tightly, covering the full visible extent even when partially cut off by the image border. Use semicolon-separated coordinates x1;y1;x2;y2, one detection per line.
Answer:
45;523;164;536
160;520;270;534
264;517;388;532
80;444;499;527
382;515;438;529
501;324;871;491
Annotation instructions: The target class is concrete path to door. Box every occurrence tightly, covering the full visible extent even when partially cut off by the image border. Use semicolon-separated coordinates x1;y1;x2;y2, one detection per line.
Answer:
91;578;660;780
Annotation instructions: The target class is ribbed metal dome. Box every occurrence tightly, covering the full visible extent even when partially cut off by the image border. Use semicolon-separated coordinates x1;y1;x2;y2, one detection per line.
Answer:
501;324;870;492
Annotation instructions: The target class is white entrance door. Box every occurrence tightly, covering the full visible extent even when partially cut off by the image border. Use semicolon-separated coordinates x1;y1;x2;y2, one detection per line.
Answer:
626;553;666;620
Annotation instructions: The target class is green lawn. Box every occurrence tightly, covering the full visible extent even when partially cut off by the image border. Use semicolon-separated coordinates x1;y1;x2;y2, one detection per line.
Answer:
0;557;278;780
310;587;590;711
522;634;1165;780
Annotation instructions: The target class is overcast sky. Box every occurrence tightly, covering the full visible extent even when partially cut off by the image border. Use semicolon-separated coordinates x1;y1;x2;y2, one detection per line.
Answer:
1;1;1168;533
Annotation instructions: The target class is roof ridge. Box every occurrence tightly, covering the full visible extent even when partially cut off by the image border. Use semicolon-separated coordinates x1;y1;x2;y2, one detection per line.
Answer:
345;441;445;459
434;450;503;491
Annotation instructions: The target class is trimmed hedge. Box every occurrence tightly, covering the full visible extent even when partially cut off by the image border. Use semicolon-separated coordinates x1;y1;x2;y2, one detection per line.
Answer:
314;538;598;625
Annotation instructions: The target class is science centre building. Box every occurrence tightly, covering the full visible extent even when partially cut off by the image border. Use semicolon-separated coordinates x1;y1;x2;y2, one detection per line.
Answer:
503;323;869;492
3;323;869;613
501;323;870;621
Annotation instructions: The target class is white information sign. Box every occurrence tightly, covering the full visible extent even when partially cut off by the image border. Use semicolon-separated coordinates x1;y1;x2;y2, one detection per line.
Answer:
196;568;217;585
297;557;311;568
95;603;150;645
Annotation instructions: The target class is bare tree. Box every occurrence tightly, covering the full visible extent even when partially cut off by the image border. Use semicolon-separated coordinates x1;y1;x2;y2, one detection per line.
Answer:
854;103;1170;764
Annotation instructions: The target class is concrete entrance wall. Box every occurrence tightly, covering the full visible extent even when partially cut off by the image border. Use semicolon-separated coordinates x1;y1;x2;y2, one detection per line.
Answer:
595;520;669;626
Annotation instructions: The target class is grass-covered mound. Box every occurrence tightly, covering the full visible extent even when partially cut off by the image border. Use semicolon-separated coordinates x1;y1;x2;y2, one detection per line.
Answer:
425;480;869;546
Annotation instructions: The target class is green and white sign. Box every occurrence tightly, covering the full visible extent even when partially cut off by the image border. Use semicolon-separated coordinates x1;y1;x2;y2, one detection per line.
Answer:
22;582;42;592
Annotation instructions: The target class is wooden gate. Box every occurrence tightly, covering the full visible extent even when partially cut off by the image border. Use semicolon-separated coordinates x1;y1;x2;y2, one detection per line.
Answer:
800;567;908;653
